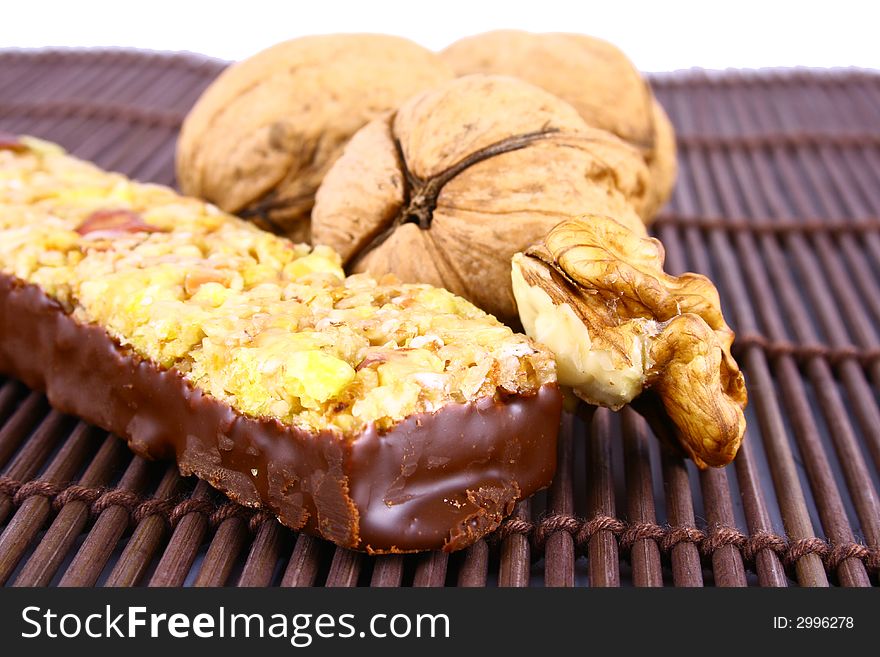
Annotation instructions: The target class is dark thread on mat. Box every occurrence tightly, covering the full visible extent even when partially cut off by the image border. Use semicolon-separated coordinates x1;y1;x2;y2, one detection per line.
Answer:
650;69;880;89
2;51;875;89
0;101;185;129
653;213;880;236
0;475;273;533
678;132;880;150
4;108;879;153
732;333;880;367
1;475;877;575
492;513;880;575
0;48;225;73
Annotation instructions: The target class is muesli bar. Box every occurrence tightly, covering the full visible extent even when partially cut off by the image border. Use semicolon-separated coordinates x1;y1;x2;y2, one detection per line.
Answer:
0;136;561;552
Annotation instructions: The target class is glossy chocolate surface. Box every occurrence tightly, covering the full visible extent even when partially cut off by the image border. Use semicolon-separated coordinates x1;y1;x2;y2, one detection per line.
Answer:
0;275;561;552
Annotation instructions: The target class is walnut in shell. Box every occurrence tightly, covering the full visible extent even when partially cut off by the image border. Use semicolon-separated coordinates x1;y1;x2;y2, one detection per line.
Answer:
311;74;651;323
511;216;747;467
176;34;453;243
440;30;677;220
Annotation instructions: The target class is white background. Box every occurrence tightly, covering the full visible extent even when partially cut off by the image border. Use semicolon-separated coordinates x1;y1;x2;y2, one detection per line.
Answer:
2;0;880;72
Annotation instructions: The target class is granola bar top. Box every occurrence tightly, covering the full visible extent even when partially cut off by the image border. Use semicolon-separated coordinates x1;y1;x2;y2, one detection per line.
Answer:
0;137;556;435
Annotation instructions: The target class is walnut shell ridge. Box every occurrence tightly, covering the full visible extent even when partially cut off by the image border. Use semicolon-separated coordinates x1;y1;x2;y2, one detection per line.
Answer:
176;34;453;243
311;74;651;323
440;30;677;220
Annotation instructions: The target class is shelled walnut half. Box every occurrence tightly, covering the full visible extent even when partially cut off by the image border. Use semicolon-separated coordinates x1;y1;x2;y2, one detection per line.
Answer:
512;216;747;467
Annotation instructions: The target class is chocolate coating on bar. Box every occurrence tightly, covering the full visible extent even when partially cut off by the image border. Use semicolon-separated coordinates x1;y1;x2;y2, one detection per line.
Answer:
0;275;561;552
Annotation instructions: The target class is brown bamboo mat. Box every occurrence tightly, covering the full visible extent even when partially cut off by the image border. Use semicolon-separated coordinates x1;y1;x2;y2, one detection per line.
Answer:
0;49;878;588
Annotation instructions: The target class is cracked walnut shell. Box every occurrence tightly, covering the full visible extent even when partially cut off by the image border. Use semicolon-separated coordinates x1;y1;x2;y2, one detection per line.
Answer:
311;74;651;323
440;30;677;220
176;34;453;243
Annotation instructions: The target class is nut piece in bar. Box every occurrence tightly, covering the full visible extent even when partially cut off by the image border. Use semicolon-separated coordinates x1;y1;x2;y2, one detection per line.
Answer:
511;215;747;467
0;138;562;552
